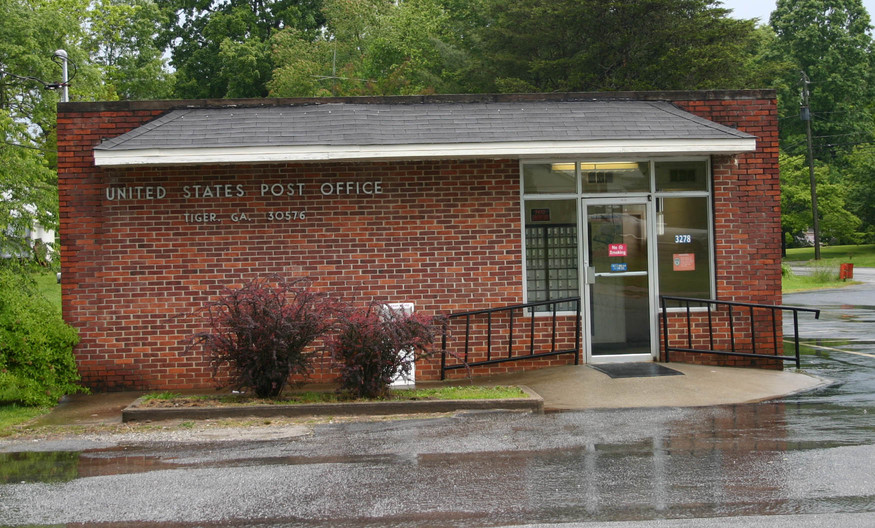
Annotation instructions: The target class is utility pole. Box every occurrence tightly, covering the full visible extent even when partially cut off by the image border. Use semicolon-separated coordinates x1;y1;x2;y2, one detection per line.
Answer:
800;71;821;260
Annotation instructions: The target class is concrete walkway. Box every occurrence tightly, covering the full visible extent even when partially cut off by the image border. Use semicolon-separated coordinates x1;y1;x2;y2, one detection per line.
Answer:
38;363;829;426
39;267;862;427
465;363;829;411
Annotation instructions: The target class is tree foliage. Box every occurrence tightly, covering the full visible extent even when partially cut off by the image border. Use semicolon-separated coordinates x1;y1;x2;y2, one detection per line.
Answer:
159;0;325;99
0;114;58;260
843;146;875;241
770;0;875;161
474;0;759;93
780;153;861;245
89;0;174;100
269;0;481;97
269;0;764;97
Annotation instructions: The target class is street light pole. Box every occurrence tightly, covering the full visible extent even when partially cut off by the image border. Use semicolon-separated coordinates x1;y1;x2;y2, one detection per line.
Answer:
801;71;821;260
54;49;68;103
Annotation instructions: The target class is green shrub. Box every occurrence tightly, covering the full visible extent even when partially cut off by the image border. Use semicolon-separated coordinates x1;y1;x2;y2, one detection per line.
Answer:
0;267;82;406
811;261;839;282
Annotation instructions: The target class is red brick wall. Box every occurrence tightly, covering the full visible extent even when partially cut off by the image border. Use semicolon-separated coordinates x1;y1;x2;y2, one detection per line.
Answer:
57;91;781;390
441;311;582;380
668;96;783;368
674;97;781;308
58;124;526;389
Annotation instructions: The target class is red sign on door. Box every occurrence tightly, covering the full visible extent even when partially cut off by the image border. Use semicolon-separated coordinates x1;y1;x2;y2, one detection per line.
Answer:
531;208;550;221
673;253;696;271
608;243;627;257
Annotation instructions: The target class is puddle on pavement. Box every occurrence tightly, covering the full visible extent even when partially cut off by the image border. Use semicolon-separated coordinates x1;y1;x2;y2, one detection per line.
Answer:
799;337;875;347
3;401;873;526
0;448;411;484
0;451;80;484
0;450;180;484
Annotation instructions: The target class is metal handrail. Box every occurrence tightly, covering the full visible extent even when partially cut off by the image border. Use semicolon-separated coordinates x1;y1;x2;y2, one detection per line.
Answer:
659;295;820;368
440;297;581;380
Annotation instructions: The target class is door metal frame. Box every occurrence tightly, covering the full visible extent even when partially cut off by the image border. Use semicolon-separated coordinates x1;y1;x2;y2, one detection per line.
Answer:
580;196;659;364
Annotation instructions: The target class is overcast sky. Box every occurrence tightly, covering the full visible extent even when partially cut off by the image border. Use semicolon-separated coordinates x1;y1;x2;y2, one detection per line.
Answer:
721;0;875;23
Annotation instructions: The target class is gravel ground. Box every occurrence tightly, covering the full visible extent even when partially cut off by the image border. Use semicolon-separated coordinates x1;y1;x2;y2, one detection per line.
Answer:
0;412;451;452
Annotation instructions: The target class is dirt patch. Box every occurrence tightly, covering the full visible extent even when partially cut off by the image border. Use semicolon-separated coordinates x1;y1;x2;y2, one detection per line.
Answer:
124;387;543;423
137;396;282;408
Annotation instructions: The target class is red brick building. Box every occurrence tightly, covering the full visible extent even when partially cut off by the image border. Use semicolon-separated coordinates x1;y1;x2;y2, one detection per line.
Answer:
57;91;781;391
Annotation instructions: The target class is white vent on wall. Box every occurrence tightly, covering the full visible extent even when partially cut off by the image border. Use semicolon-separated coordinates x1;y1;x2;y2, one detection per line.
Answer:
384;303;416;388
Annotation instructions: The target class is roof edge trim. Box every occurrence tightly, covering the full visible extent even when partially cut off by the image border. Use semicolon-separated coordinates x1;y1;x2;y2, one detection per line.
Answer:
94;139;757;167
62;90;777;114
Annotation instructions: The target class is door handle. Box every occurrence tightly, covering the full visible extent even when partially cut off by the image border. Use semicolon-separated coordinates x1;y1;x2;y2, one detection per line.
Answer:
586;266;596;284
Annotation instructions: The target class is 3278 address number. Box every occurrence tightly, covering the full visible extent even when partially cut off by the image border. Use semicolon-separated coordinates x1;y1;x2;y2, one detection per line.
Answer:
267;211;306;221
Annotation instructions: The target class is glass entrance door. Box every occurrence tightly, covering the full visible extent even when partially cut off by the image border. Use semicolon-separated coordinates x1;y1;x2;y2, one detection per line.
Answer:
583;199;656;361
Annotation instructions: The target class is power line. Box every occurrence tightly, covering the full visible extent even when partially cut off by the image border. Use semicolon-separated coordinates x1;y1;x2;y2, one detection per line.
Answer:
0;139;53;153
0;50;76;100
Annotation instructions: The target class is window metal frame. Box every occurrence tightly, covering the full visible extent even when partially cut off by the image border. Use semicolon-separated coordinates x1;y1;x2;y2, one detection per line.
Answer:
520;157;715;316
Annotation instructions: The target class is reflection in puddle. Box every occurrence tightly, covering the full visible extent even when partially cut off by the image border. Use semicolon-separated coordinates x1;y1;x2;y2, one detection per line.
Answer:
419;403;796;520
0;451;79;484
1;398;873;526
0;450;179;484
0;448;414;485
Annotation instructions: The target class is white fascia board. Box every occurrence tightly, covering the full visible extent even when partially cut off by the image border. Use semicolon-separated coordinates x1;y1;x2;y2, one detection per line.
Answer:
93;138;757;167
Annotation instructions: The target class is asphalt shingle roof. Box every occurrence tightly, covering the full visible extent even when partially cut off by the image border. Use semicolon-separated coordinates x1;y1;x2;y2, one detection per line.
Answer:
95;101;753;152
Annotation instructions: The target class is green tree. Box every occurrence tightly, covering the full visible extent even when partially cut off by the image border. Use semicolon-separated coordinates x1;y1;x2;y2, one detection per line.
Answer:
269;0;482;97
780;153;861;245
739;25;798;90
0;0;102;259
474;0;759;93
270;0;392;97
843;145;875;240
160;0;325;99
0;114;58;260
89;0;174;100
770;0;875;161
1;0;103;141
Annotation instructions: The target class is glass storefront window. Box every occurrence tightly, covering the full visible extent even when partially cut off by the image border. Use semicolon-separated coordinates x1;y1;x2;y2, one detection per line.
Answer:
581;161;649;194
525;200;578;311
523;163;576;194
655;160;708;192
520;160;714;311
656;196;712;300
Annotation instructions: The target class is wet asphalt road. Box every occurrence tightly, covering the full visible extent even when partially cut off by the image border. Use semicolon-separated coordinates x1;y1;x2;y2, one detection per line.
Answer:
0;284;873;527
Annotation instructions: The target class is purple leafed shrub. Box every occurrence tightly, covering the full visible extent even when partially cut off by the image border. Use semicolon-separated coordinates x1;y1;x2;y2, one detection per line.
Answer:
188;277;341;398
328;302;437;399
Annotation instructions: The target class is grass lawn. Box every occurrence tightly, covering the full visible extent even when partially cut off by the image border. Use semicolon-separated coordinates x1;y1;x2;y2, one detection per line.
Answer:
140;385;529;408
782;272;857;293
782;244;874;293
0;405;51;437
784;244;875;267
32;269;61;311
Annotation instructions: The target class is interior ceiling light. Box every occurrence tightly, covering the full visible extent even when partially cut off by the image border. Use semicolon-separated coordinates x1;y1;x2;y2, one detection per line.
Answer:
580;162;640;171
